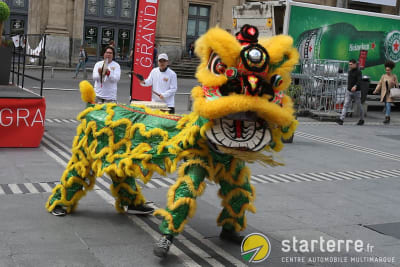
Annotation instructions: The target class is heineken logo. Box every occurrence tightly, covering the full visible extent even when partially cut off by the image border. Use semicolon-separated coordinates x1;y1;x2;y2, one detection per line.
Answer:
349;43;370;52
385;31;400;62
296;29;320;59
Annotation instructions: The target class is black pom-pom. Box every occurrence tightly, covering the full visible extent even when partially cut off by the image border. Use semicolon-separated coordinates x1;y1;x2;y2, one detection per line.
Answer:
220;79;242;96
236;24;259;44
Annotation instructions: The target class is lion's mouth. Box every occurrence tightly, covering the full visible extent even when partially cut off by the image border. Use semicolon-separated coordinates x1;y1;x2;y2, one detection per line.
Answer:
206;112;271;152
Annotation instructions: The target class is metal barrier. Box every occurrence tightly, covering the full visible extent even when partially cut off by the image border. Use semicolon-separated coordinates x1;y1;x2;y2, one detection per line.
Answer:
4;34;48;95
176;92;192;111
291;59;348;115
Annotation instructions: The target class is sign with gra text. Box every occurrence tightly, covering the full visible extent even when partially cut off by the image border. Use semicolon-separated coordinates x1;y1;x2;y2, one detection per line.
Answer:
0;98;46;147
131;0;159;101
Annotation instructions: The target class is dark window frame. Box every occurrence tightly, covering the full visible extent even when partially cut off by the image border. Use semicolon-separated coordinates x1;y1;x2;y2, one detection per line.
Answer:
348;1;382;13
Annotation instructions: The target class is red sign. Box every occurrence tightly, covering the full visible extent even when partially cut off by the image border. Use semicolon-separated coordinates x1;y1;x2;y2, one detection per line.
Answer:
0;98;46;147
131;0;159;101
358;50;368;70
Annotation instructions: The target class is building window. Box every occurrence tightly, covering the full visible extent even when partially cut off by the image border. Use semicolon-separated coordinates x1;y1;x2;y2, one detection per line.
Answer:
85;26;98;56
349;1;381;12
87;0;99;16
13;0;25;8
121;0;131;18
186;4;210;51
104;0;116;17
84;0;135;60
188;5;197;16
10;19;24;34
86;0;134;19
118;29;130;59
199;6;209;17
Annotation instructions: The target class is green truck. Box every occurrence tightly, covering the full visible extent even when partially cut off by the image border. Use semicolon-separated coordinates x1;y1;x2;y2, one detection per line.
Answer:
284;0;400;83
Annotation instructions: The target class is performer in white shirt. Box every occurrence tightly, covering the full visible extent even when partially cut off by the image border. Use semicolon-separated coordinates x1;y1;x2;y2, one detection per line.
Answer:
93;46;121;103
139;53;178;113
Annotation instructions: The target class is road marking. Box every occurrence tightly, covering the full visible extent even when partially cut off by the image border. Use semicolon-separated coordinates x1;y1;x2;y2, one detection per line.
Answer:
32;87;79;91
8;184;23;194
39;182;53;192
145;203;245;266
282;173;313;182
299;121;400;126
151;179;169;187
129;216;201;267
250;175;268;183
45;118;79;124
296;131;400;162
164;177;176;184
2;167;400;196
257;174;279;183
145;181;157;189
336;171;361;180
42;135;71;161
345;171;371;180
97;177;111;189
41;142;69;167
24;183;39;193
267;174;292;183
305;173;327;181
376;169;400;177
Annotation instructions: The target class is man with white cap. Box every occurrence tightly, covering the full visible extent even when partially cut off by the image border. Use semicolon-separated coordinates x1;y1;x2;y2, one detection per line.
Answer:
139;53;178;113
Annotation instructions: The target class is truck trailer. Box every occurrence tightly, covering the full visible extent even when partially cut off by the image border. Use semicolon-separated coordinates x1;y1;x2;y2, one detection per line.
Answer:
233;1;286;38
284;0;400;82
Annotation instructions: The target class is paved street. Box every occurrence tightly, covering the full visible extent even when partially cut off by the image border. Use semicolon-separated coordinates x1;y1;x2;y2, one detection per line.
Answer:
1;69;400;266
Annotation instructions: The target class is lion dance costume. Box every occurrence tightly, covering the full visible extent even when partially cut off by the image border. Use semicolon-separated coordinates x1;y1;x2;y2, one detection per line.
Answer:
45;25;298;258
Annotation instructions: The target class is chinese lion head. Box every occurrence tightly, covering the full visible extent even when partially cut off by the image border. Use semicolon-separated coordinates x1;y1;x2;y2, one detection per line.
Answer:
192;24;299;156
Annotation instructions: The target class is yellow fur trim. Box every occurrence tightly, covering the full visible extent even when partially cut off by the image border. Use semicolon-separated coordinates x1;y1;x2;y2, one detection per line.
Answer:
194;26;241;87
260;35;299;66
281;120;298;140
213;158;247;185
217;217;246;232
192;86;295;127
153;159;211;234
218;188;256;218
154;196;196;234
79;80;96;103
153;209;190;234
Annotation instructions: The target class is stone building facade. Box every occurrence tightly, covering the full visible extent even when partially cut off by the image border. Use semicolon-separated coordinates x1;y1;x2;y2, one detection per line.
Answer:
2;0;400;66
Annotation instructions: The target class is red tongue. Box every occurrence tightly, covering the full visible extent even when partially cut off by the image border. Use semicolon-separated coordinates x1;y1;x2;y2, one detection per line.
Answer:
235;120;242;138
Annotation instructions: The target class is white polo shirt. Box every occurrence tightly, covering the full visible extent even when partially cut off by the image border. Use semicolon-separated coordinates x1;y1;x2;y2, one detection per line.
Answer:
142;67;178;107
93;60;121;101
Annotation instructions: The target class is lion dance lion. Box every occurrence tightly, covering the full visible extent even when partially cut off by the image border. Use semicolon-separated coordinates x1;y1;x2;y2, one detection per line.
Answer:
45;25;298;258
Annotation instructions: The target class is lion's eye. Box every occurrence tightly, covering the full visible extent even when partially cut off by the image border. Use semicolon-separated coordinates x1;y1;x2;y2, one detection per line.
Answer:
208;52;227;75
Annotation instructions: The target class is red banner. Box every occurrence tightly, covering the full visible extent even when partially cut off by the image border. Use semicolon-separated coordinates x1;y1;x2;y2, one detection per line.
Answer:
131;0;160;101
0;98;46;147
